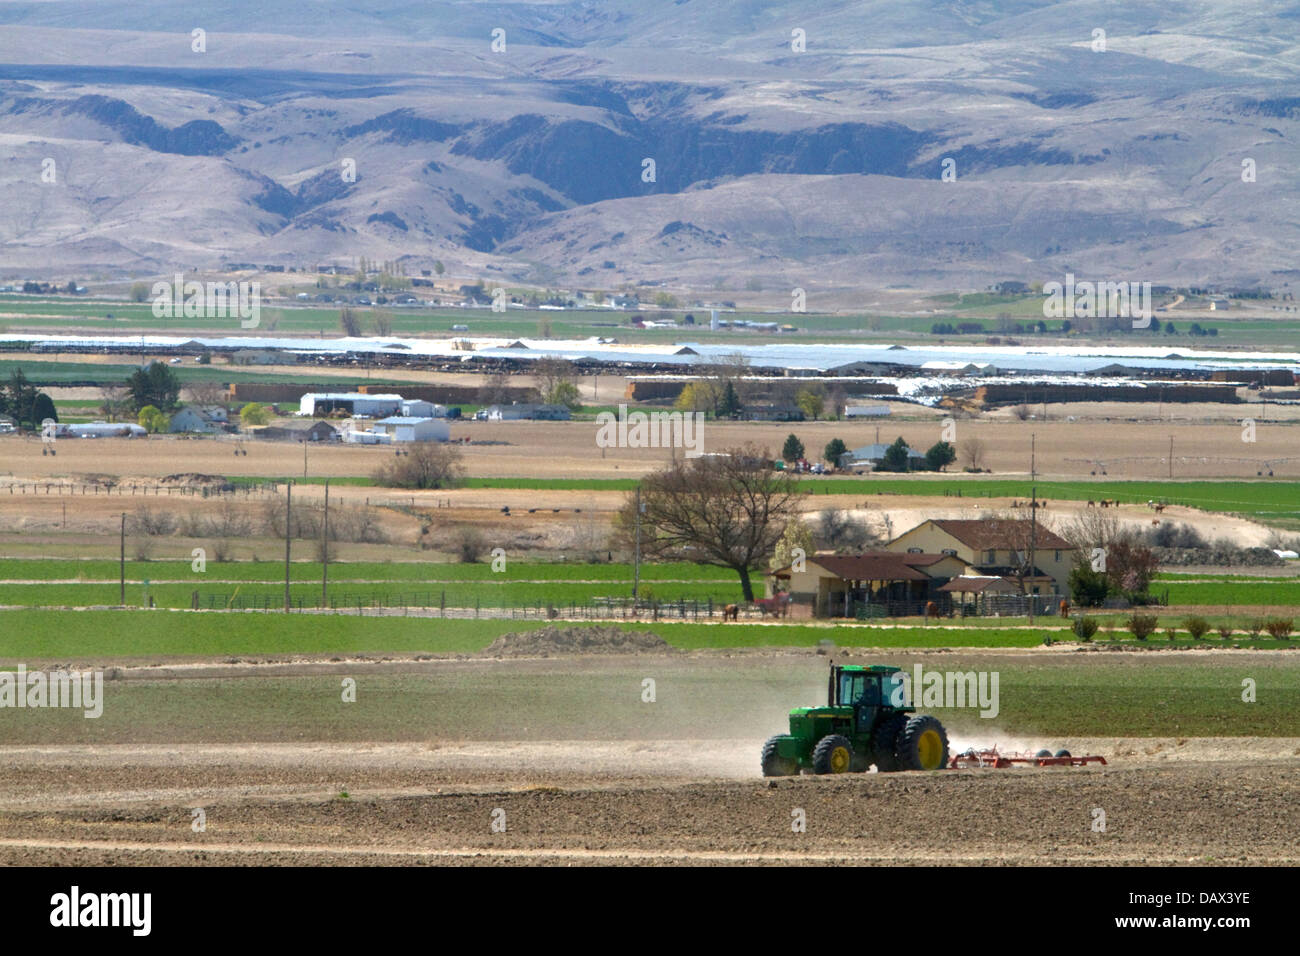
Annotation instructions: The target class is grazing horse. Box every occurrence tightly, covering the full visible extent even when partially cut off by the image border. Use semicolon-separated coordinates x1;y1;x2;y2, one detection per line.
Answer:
754;593;791;618
925;601;939;619
1059;599;1070;617
1087;500;1096;507
1153;503;1166;513
723;604;740;621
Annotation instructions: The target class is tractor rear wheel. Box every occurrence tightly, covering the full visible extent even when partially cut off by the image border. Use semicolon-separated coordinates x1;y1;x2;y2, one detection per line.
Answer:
761;736;798;777
811;734;854;775
872;713;909;772
1054;749;1072;759
894;715;950;771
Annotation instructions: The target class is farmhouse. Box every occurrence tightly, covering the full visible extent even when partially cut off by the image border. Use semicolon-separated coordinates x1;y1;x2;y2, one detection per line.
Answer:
886;518;1075;594
168;407;223;435
768;552;971;618
846;442;925;470
257;421;339;442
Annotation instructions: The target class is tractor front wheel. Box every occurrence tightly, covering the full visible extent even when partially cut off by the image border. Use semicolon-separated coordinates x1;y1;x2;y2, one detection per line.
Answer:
761;736;799;777
894;715;950;771
811;734;854;775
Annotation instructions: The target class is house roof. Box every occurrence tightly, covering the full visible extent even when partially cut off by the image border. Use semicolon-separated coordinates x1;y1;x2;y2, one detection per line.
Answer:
849;443;925;459
772;552;961;582
376;416;438;425
912;519;1073;551
304;392;404;402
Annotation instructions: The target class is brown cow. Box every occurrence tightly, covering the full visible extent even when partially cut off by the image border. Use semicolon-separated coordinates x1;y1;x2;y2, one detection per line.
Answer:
723;604;739;621
925;601;939;619
1059;599;1070;617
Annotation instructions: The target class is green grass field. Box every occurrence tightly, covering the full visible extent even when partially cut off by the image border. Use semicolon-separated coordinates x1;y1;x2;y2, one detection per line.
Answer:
2;608;1295;661
6;289;1299;348
221;476;1300;522
0;649;1294;743
3;556;1297;611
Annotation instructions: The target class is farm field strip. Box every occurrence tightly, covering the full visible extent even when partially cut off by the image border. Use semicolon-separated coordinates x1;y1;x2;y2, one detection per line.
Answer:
0;559;735;583
0;580;741;609
1;609;1297;660
0;653;1297;742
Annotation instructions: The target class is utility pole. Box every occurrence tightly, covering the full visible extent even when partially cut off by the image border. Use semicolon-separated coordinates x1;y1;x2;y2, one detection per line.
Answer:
1028;484;1037;625
119;513;126;606
1168;435;1174;480
322;479;329;607
284;481;292;613
303;439;308;478
633;486;643;601
1030;432;1036;481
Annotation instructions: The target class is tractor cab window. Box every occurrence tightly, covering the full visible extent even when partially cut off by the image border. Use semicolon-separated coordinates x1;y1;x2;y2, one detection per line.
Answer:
838;672;863;706
838;672;880;707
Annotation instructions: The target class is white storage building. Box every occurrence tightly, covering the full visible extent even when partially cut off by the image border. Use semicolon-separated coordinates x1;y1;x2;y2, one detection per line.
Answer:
371;417;450;443
298;393;404;418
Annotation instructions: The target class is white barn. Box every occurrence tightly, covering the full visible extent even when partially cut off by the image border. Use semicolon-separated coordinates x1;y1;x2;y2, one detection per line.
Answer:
371;417;449;442
298;392;404;418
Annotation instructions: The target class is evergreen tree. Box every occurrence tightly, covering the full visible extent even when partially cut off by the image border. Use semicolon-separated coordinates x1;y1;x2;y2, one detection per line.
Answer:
781;433;805;462
879;437;912;472
924;440;957;471
126;362;181;413
823;438;849;469
718;380;741;418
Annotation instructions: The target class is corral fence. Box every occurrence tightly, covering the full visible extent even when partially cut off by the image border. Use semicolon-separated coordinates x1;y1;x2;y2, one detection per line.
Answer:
818;593;1071;619
1;480;284;497
186;589;1070;620
190;590;730;620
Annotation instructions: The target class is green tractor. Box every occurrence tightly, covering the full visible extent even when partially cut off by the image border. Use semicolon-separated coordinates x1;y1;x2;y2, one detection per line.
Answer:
761;663;950;776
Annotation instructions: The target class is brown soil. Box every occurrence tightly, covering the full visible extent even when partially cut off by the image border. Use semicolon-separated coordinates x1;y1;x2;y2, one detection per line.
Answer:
0;741;1293;865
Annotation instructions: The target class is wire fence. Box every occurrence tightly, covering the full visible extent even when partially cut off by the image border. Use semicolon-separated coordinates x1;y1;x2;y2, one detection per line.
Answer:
1;480;283;497
190;590;730;620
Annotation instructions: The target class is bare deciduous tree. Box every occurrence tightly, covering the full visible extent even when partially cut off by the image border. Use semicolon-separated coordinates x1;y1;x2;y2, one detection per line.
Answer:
1060;507;1123;553
340;307;361;336
98;384;131;423
533;356;576;404
184;380;228;414
616;444;801;600
476;372;512;407
813;509;880;553
961;437;988;471
371;443;464;489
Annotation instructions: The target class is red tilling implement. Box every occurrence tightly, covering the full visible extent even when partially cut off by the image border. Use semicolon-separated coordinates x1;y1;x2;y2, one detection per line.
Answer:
949;747;1108;769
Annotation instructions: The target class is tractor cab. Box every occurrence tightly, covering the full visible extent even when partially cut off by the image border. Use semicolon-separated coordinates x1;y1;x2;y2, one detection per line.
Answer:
831;664;910;736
